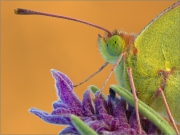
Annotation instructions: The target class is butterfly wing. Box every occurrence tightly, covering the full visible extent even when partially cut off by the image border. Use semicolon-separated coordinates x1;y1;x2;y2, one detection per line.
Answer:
133;2;180;124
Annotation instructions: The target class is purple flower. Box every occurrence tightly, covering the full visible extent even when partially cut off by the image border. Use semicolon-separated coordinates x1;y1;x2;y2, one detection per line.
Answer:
29;69;158;134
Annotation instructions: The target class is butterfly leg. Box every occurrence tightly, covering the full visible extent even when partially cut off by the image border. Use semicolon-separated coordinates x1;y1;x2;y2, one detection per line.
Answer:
155;88;179;134
100;52;125;92
73;62;109;87
127;67;142;134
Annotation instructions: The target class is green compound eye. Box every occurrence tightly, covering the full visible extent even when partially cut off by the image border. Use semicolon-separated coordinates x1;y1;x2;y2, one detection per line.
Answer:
107;35;125;56
98;34;125;64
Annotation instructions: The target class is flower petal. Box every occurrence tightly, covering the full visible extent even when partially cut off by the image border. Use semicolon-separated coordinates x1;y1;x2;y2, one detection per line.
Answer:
101;130;132;135
111;118;130;131
29;108;71;125
51;69;73;89
113;98;128;123
51;69;82;109
129;110;146;134
51;107;71;115
124;128;139;134
98;113;113;123
83;115;97;123
86;120;110;133
94;91;108;115
52;107;83;116
52;100;68;109
58;126;78;134
82;89;94;117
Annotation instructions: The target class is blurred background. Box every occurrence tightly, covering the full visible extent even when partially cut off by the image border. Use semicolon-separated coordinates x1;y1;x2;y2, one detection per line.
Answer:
1;1;179;134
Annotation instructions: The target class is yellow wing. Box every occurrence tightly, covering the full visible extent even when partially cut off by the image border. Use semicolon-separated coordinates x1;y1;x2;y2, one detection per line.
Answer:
133;2;180;124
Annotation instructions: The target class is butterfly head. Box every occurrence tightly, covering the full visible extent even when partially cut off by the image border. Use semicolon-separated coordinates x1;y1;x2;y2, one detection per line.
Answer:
98;30;126;64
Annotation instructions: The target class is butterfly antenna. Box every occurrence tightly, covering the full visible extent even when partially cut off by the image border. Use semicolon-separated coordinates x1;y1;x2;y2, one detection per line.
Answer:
14;8;112;35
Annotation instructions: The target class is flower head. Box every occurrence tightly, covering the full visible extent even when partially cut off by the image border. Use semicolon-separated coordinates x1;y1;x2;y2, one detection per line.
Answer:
29;69;158;134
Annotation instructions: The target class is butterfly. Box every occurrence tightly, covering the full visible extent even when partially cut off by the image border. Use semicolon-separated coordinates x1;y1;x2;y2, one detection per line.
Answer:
98;1;180;125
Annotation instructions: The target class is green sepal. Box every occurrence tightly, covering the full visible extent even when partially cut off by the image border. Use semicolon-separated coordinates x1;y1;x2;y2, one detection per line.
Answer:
89;85;99;94
110;84;176;135
89;85;106;98
71;114;98;135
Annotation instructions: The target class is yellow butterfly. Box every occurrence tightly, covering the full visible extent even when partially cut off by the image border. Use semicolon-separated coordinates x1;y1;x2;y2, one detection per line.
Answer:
98;1;180;125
